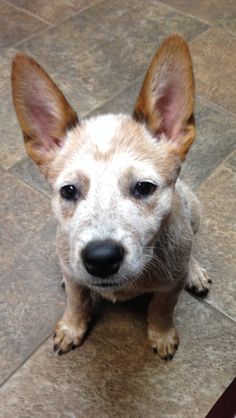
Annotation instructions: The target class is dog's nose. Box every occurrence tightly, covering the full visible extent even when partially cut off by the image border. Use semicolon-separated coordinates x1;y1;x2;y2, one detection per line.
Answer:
81;240;124;278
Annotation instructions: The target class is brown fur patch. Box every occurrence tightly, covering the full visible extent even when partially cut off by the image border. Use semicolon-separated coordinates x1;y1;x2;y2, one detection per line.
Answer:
119;166;171;217
55;171;90;219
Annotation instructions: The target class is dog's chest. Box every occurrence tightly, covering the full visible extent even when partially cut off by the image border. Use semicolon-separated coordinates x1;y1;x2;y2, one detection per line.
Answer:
96;276;174;302
98;289;144;303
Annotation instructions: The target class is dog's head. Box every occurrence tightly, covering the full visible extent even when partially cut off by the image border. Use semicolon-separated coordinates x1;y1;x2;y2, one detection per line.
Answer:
12;34;195;291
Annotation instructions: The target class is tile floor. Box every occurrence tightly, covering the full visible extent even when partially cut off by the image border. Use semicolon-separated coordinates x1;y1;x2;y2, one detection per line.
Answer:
0;0;235;417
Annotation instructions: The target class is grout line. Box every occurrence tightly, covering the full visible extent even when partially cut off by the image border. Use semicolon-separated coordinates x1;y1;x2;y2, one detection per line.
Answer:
18;177;51;199
185;290;236;326
9;0;106;34
83;76;143;118
220;163;236;176
1;0;110;56
153;0;236;41
10;24;56;51
7;167;51;200
221;158;236;170
55;0;106;26
195;160;235;192
196;96;236;118
189;26;213;43
9;0;106;56
0;331;55;389
222;151;236;166
154;0;213;28
222;27;236;39
2;0;52;25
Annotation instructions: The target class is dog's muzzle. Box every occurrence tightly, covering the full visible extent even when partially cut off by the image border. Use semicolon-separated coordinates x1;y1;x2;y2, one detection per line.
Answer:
81;240;125;278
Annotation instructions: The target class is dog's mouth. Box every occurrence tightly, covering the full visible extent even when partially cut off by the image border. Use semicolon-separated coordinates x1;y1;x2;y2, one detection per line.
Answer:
90;278;127;291
93;281;121;289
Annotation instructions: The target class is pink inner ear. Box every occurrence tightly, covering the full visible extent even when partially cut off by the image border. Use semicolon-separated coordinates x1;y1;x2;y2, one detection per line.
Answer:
155;82;183;140
28;102;62;152
22;72;64;153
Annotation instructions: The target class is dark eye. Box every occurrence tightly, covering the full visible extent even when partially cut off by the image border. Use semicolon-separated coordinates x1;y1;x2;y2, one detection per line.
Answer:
132;181;157;199
60;185;79;201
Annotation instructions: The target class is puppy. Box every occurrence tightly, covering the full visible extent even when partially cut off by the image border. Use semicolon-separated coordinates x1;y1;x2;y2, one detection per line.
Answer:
11;34;211;361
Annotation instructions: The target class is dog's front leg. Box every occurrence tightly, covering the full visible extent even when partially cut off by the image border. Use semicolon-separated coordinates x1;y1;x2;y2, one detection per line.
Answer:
53;274;92;355
147;283;183;361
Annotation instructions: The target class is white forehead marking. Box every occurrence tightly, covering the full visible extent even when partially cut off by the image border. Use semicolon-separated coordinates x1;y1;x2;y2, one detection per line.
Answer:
85;114;126;153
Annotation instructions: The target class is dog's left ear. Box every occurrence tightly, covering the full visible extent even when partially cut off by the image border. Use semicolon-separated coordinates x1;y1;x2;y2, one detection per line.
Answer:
133;34;195;160
11;54;78;167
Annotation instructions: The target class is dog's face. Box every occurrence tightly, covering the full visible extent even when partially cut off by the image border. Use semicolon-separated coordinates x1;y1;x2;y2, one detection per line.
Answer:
49;114;180;289
11;34;195;291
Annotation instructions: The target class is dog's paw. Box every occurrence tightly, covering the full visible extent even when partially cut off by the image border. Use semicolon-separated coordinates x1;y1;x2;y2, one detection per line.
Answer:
53;319;88;355
148;327;179;361
186;258;212;298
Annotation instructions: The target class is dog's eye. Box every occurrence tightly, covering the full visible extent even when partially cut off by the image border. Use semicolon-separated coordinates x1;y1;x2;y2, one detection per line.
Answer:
60;185;79;201
132;181;157;199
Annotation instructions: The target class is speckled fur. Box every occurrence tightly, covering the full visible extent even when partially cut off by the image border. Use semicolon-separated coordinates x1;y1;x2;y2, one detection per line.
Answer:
12;34;212;360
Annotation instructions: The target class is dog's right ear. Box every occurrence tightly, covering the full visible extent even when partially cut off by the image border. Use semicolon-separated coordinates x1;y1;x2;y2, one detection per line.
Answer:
11;54;78;167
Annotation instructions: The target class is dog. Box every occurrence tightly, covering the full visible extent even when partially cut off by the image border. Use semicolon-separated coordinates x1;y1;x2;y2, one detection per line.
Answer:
11;34;212;361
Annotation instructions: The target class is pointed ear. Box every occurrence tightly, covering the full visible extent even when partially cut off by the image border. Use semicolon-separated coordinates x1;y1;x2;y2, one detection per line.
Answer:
11;54;78;166
133;34;195;160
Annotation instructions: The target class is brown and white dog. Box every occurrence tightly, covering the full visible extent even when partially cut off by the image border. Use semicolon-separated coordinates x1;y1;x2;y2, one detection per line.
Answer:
11;34;212;361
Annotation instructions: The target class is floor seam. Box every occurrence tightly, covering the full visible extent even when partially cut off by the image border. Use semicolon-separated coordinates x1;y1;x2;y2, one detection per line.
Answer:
195;161;235;193
2;0;52;25
155;0;213;32
83;76;143;118
196;96;236;118
6;169;51;199
10;23;56;51
0;332;54;389
185;290;236;326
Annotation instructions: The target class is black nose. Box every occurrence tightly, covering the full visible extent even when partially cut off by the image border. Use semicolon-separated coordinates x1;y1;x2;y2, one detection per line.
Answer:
81;240;124;278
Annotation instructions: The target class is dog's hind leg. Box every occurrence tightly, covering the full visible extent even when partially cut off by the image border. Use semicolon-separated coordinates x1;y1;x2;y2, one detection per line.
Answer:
185;256;212;298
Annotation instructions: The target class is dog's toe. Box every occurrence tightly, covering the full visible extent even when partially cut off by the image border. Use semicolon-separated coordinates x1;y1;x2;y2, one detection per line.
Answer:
61;275;66;290
162;353;174;362
187;284;209;298
53;319;88;355
186;258;212;298
148;327;179;361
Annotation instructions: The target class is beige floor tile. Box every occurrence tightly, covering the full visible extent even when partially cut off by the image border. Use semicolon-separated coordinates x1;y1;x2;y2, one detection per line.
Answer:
0;173;51;250
10;158;51;197
0;293;235;418
190;28;236;114
181;101;236;189
195;164;236;320
224;150;236;172
7;0;102;24
156;0;236;35
0;0;48;52
0;93;27;169
0;174;64;383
